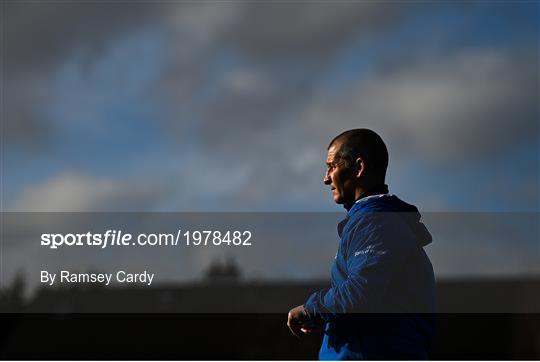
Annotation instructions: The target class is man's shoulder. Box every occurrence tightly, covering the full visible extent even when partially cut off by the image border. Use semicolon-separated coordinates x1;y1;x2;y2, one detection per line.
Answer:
342;195;420;235
342;211;391;238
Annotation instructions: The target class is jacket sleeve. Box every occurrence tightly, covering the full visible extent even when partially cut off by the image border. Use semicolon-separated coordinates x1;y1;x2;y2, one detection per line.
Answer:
304;214;413;322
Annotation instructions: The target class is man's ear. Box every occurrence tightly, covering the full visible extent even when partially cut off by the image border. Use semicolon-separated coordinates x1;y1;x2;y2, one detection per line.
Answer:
355;158;364;178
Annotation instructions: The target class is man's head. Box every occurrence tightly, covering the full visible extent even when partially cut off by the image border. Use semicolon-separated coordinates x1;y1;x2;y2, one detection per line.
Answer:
324;129;388;208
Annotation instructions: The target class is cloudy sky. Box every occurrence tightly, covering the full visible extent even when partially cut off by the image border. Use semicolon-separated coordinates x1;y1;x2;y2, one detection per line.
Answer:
1;1;539;287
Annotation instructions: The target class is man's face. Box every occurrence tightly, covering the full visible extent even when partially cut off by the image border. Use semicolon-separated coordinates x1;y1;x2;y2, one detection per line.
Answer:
324;142;356;205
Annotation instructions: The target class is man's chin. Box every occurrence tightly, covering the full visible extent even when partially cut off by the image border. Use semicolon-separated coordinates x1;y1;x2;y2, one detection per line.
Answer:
333;196;355;210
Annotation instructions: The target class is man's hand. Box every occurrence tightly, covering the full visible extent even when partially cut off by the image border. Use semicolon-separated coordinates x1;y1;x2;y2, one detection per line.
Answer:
287;305;308;337
288;304;325;337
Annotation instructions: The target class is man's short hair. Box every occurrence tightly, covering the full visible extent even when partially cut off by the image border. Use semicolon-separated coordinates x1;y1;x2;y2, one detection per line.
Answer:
329;129;389;181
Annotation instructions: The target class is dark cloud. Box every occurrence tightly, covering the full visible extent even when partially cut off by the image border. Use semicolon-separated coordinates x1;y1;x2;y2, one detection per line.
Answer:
3;0;164;148
4;1;418;149
156;2;420;148
226;2;416;59
4;1;162;73
303;47;539;164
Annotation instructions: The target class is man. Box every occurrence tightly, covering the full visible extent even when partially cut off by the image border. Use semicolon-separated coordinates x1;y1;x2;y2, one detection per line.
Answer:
287;129;436;360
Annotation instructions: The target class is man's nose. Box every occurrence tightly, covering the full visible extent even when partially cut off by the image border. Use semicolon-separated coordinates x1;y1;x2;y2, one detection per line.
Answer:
323;170;331;185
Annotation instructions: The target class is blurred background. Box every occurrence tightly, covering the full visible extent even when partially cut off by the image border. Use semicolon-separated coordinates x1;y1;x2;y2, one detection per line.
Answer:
1;0;539;359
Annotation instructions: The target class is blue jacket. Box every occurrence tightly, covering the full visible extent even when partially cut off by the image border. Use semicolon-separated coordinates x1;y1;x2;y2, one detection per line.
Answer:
304;194;436;360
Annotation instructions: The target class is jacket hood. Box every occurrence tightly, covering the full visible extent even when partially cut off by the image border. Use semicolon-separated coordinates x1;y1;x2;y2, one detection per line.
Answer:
350;194;432;247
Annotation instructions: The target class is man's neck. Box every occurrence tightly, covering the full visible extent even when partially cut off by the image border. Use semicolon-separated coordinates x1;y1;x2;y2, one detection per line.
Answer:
344;184;389;211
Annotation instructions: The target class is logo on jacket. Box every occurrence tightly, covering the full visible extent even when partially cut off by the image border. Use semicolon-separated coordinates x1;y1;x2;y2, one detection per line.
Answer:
354;244;387;256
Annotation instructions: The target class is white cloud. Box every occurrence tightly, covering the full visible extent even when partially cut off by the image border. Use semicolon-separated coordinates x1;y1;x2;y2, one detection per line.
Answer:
10;172;164;212
222;69;275;96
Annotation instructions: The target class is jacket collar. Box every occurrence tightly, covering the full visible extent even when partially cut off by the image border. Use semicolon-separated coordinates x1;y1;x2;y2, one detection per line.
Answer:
347;184;389;216
337;185;390;237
